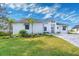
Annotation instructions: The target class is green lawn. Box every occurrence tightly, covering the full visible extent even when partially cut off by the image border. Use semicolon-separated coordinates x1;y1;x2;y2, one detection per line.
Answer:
0;35;79;56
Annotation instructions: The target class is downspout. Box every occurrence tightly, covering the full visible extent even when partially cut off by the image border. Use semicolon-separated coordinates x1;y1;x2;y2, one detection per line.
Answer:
31;23;33;35
42;23;44;34
54;22;56;34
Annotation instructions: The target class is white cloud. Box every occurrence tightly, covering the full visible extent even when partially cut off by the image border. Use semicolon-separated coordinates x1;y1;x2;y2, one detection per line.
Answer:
8;4;16;9
35;7;43;13
61;10;76;21
54;13;61;18
42;4;61;19
8;11;12;14
41;7;50;14
3;3;79;23
63;14;77;20
7;3;36;11
69;10;76;15
53;4;61;8
22;8;28;11
29;5;44;13
43;13;52;19
0;3;5;7
28;3;36;7
29;3;61;15
26;14;32;18
53;9;77;21
7;3;79;21
7;3;61;17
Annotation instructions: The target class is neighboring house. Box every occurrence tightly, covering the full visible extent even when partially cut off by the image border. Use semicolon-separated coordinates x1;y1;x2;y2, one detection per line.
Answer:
72;25;79;33
12;19;68;34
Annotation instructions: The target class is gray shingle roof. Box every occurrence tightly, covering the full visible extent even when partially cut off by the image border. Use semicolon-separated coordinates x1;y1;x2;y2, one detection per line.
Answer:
15;19;55;23
15;18;68;26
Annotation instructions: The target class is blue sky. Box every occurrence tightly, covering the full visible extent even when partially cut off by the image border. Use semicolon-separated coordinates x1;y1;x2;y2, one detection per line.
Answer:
1;3;79;28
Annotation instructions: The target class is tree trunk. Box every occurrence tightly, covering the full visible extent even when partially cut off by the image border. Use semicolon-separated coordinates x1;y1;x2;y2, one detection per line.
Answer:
32;24;33;35
9;23;13;37
43;23;44;34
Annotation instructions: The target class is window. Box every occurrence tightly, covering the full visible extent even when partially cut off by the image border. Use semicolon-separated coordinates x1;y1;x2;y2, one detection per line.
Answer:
44;27;47;31
62;26;66;30
25;24;29;29
57;27;59;29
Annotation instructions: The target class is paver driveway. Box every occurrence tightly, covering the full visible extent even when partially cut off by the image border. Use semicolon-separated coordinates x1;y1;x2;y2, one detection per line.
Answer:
54;34;79;47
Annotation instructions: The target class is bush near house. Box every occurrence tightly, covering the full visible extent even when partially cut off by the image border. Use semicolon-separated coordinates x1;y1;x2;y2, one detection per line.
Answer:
0;36;10;39
57;32;61;34
19;30;53;38
0;31;10;36
19;30;32;37
19;30;28;37
68;29;76;34
0;32;11;39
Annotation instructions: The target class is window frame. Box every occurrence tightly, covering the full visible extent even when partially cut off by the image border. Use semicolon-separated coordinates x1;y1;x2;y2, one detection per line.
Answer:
24;24;29;30
44;27;47;31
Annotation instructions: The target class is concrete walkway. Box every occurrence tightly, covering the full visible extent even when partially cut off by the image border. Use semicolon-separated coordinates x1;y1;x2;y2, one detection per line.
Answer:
54;34;79;47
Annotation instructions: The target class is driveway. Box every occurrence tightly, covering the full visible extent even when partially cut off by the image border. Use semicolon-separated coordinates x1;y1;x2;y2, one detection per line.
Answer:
54;34;79;47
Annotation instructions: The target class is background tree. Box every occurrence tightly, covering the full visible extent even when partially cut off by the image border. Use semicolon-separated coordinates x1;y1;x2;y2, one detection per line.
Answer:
7;18;15;37
0;4;9;31
0;4;15;37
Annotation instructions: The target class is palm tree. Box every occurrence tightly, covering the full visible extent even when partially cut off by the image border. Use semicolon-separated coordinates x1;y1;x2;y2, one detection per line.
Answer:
7;18;15;37
27;18;35;35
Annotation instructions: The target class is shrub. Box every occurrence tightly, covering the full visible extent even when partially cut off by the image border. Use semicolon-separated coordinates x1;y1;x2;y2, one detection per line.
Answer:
43;32;49;36
19;30;28;37
0;36;10;39
0;32;10;36
68;31;74;34
12;34;20;38
68;29;76;34
57;32;60;34
33;34;40;37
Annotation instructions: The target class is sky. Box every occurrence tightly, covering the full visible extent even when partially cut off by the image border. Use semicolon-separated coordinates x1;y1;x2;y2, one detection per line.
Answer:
0;3;79;28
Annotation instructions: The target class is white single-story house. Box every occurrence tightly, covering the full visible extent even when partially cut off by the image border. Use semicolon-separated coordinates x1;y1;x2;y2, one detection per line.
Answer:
72;25;79;33
12;19;68;34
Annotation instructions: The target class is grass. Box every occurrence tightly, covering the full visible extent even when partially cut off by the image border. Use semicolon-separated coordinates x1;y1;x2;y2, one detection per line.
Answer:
0;35;79;56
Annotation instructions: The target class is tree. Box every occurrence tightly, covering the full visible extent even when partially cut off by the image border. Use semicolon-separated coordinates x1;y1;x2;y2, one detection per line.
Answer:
0;4;8;19
27;18;35;35
7;18;15;37
0;4;9;31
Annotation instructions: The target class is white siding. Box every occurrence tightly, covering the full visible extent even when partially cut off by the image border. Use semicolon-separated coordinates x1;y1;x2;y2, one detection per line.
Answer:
56;25;62;33
12;22;68;34
33;23;44;34
73;28;79;33
44;22;51;33
13;23;44;34
56;25;68;33
53;22;57;33
27;23;44;34
12;23;25;34
61;25;68;33
44;22;56;33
